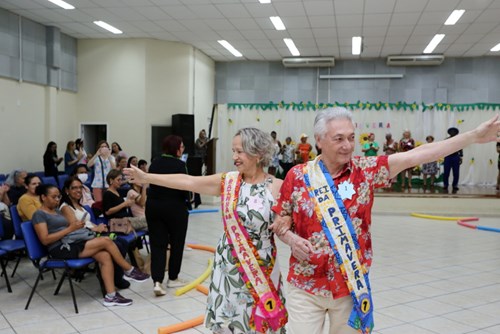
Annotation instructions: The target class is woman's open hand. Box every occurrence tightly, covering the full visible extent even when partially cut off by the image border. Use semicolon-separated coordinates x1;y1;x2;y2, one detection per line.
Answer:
123;165;147;184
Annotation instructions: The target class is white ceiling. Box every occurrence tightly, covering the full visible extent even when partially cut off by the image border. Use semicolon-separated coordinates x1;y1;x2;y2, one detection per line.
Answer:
1;0;500;61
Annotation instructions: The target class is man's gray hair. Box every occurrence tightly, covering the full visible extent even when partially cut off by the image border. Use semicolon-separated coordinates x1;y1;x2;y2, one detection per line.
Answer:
234;127;274;166
314;107;354;139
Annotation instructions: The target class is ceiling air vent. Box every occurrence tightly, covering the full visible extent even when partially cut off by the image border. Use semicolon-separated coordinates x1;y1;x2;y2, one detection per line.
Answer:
386;55;445;66
282;57;335;68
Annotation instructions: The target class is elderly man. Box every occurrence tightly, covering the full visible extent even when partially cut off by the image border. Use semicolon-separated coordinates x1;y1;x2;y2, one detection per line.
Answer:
272;108;500;334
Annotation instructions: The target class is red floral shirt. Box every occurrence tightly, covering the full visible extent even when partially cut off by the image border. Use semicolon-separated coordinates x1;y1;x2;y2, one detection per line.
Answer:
272;156;390;299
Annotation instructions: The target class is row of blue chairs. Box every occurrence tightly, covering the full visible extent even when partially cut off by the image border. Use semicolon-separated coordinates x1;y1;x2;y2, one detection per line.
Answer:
0;173;68;187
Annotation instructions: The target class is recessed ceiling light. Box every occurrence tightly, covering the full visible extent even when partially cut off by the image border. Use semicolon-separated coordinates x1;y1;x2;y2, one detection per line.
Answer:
352;36;362;55
283;38;300;56
491;43;500;52
444;9;465;25
47;0;74;10
423;34;445;54
270;16;286;31
218;40;243;57
93;21;123;34
259;0;271;3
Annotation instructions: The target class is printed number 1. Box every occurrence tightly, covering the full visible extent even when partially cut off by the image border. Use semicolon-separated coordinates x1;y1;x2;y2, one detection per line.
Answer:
266;300;275;310
362;300;369;313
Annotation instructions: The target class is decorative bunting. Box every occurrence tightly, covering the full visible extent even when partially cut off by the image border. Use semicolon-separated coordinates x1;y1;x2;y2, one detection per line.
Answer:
227;101;500;112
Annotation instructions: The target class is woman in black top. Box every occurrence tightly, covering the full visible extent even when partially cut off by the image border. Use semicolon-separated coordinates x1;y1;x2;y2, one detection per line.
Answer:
43;141;63;179
146;135;190;296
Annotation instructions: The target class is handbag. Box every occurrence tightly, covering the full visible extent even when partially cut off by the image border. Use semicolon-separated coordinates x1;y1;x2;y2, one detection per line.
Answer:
128;217;148;231
109;218;134;235
61;228;95;244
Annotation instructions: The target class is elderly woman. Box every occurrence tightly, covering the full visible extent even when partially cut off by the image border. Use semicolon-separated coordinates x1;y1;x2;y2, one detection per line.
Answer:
125;128;287;334
5;169;27;205
32;184;149;306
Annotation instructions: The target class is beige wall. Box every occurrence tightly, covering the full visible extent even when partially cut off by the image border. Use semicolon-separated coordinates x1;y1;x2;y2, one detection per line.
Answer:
0;78;77;173
0;38;215;174
78;38;215;161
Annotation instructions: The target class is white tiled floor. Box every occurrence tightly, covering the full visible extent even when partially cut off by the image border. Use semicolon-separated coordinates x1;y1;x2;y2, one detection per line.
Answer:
1;199;500;333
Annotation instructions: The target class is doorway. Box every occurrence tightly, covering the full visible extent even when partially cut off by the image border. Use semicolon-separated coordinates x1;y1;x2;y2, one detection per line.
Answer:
80;123;108;155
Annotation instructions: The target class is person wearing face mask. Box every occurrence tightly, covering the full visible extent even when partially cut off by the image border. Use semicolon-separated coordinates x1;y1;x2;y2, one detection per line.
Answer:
87;140;116;202
71;164;94;207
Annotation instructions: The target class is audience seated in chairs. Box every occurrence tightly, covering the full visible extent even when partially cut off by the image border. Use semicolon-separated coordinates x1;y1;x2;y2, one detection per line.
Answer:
17;174;42;221
60;176;132;289
31;184;149;307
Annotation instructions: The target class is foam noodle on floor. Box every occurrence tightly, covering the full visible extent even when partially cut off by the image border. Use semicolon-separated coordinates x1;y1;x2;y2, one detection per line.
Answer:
175;258;213;296
157;315;205;334
186;243;216;253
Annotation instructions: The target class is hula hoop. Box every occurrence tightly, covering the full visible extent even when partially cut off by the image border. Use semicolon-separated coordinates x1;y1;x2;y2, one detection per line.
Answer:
457;218;500;233
410;213;473;221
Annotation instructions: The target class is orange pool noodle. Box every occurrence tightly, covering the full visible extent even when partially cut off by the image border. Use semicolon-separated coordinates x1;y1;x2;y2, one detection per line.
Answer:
186;243;216;253
157;315;205;334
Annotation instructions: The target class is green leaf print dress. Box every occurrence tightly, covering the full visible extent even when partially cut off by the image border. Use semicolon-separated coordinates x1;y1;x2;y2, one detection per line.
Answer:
205;176;286;334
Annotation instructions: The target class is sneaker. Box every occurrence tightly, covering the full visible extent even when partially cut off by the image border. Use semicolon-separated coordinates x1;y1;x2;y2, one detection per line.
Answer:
167;277;187;288
103;292;133;307
124;267;150;283
153;282;167;296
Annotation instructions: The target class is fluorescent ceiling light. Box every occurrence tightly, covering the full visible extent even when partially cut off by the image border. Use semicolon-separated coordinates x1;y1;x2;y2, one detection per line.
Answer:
259;0;271;3
47;0;74;10
218;40;243;57
491;43;500;52
352;36;362;55
284;38;300;56
320;74;404;79
93;21;123;34
444;9;465;25
270;16;286;31
423;34;445;54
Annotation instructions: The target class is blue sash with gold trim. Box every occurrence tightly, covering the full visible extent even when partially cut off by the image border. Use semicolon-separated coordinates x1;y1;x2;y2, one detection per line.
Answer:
303;158;374;333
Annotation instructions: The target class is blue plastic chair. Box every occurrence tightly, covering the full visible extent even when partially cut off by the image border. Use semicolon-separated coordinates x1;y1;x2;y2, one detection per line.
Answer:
41;176;58;186
33;171;45;180
0;249;12;292
57;174;69;188
9;205;24;240
21;221;100;313
0;215;25;279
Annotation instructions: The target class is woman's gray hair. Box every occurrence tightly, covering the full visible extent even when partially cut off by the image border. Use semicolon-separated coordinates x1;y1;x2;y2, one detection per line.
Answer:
5;169;27;186
314;107;354;139
234;127;274;167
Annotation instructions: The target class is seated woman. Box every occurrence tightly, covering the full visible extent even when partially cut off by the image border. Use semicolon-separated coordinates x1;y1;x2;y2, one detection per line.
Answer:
71;164;94;208
60;176;132;289
31;184;149;306
103;169;147;231
17;174;42;221
126;182;147;218
5;169;27;205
